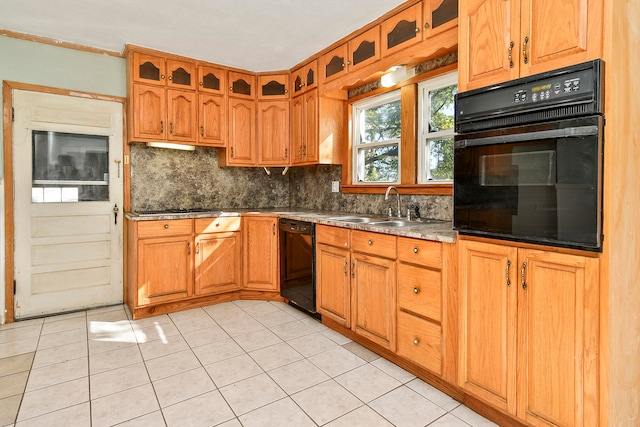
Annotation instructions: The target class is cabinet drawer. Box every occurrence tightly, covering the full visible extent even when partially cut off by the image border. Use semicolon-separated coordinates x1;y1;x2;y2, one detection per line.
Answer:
137;219;193;238
317;225;350;249
195;217;241;233
397;263;441;322
397;237;442;269
397;310;442;375
352;230;397;258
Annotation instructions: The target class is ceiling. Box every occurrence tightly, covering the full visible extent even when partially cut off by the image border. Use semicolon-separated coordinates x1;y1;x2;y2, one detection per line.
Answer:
0;0;407;71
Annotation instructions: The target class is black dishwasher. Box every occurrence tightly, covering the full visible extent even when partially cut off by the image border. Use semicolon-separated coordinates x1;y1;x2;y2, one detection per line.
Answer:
279;219;319;319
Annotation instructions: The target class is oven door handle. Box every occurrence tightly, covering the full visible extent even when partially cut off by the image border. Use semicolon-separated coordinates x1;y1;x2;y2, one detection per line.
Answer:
455;125;600;148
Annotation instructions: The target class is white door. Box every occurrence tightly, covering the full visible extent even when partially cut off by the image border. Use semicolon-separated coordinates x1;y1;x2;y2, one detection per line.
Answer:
12;90;124;319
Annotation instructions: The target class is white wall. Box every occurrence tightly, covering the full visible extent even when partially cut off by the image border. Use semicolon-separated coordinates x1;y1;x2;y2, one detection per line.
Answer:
0;36;126;323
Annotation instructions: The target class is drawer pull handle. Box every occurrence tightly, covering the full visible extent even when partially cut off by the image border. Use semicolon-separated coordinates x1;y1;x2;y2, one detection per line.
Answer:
506;260;512;287
368;240;373;245
413;338;419;345
521;262;528;290
413;287;419;294
413;247;419;253
164;224;169;229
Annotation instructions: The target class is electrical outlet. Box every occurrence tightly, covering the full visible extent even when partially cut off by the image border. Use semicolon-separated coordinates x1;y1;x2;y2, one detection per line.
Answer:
331;181;340;192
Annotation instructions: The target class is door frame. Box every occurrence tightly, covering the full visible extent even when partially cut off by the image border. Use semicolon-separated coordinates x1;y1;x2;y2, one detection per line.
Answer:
2;81;129;323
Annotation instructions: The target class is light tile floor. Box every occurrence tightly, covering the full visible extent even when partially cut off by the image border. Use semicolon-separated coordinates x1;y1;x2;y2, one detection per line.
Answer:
0;301;498;427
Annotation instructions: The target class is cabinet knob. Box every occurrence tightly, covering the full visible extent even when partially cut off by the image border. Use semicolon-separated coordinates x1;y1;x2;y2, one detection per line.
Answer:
199;81;203;86
168;76;172;80
161;74;165;79
368;239;373;245
413;338;419;345
424;22;430;29
415;27;420;33
215;222;220;227
164;224;169;229
413;287;419;294
413;247;419;253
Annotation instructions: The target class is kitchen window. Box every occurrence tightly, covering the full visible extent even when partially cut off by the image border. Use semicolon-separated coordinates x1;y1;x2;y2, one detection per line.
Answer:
417;71;457;183
352;90;401;184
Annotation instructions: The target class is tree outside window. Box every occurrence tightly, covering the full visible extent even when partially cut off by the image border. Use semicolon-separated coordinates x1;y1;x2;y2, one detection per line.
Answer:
353;91;401;183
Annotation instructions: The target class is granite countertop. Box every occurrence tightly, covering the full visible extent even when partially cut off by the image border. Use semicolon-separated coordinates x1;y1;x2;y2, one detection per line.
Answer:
125;208;456;243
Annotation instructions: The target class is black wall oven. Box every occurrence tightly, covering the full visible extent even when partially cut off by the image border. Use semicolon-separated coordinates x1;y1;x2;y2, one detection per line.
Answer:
454;60;604;251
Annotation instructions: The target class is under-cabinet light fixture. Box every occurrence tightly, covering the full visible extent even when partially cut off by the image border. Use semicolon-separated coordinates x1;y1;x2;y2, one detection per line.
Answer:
146;142;196;151
381;65;409;88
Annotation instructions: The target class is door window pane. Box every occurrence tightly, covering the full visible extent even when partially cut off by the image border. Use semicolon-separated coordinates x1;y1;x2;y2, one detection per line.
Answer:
32;131;109;202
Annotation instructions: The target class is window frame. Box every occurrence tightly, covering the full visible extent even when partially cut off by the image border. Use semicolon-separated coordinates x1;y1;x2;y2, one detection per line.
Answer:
341;64;457;195
417;71;458;184
351;89;402;185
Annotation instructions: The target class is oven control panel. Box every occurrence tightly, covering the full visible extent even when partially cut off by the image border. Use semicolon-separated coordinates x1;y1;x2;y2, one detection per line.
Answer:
455;59;602;130
514;76;583;104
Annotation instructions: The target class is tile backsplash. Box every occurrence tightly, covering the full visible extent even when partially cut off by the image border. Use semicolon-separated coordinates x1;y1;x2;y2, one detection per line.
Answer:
129;144;452;220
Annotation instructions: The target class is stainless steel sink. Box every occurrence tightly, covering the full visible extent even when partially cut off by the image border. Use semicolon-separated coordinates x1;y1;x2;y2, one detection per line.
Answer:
327;216;378;223
368;219;418;228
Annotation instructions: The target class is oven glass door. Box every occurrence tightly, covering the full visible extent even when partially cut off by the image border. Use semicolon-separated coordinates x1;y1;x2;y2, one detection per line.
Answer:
454;115;603;250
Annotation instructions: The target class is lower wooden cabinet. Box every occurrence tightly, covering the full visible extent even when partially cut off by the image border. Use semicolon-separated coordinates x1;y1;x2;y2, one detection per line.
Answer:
131;219;194;306
396;237;445;375
316;226;351;328
458;239;599;426
242;216;279;291
351;231;397;351
194;217;241;295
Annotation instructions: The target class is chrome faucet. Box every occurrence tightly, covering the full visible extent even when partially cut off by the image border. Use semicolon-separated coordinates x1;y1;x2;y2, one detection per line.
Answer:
385;186;401;218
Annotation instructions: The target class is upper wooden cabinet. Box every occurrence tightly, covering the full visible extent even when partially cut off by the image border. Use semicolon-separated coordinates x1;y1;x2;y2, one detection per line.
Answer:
258;100;290;165
128;49;198;144
320;44;349;83
258;74;289;99
228;70;256;99
291;60;318;96
198;64;226;95
423;0;458;40
131;52;196;90
321;27;382;83
291;89;343;166
225;97;256;165
458;0;603;91
381;2;423;57
198;93;226;147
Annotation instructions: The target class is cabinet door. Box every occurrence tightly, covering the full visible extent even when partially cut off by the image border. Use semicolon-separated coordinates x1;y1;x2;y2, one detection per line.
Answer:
132;52;166;86
258;74;289;99
132;84;166;140
520;0;603;77
167;89;197;142
166;59;196;90
316;243;351;328
227;97;256;165
303;89;319;163
381;2;423;57
516;249;599;426
199;94;225;146
291;60;317;96
290;95;305;165
242;217;278;291
258;100;290;165
352;253;396;351
195;232;241;295
423;0;458;40
228;71;256;99
348;26;381;72
458;240;518;415
458;0;520;91
137;236;193;306
198;64;226;95
320;44;348;83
